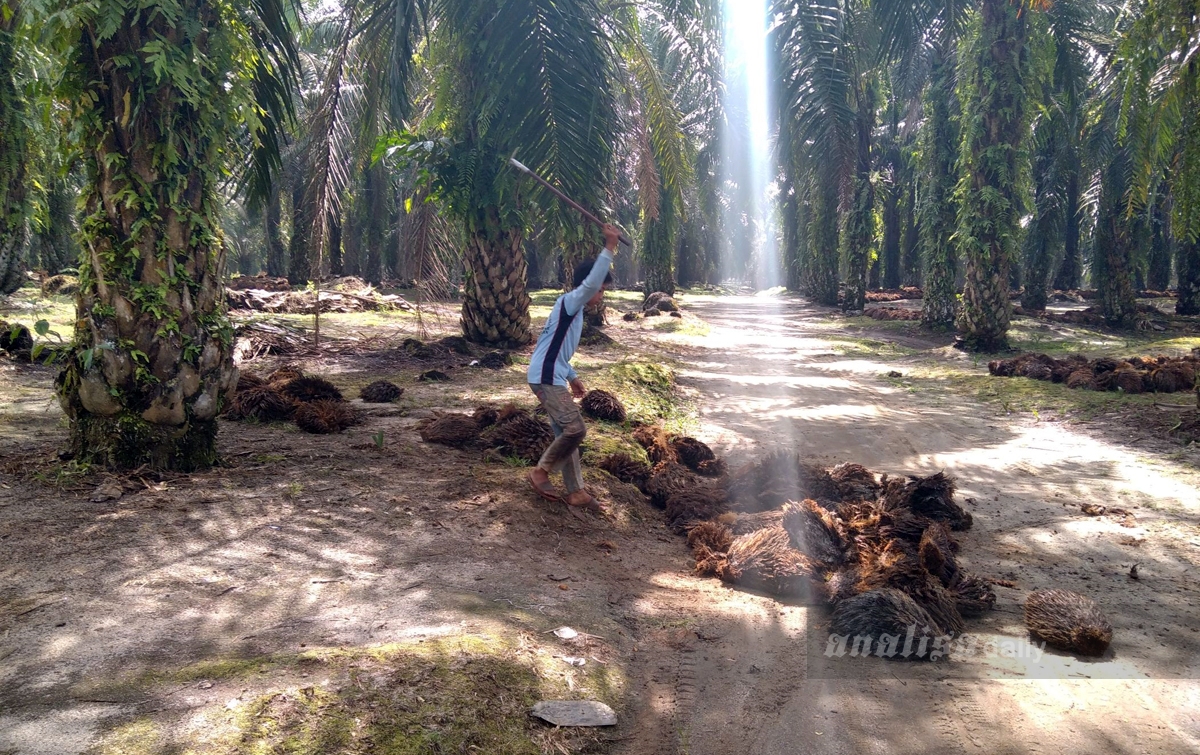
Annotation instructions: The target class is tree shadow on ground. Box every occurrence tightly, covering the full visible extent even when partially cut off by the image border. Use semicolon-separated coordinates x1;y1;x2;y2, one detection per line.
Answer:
1;295;1198;754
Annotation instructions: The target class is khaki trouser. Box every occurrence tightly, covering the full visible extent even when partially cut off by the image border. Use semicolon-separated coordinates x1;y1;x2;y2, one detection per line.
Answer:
529;383;586;494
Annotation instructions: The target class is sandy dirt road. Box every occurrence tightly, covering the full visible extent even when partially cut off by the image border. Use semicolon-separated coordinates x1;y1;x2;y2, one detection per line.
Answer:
1;294;1198;754
615;295;1200;755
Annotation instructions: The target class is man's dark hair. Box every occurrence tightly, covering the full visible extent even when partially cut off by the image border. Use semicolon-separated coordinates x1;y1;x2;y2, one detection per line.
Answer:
573;257;614;288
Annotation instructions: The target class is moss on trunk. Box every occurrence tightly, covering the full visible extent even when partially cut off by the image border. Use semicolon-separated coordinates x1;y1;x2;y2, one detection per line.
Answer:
1094;152;1137;325
0;3;29;295
805;183;840;307
841;83;877;313
67;406;219;471
58;0;238;472
954;0;1029;350
1176;238;1200;315
920;45;959;329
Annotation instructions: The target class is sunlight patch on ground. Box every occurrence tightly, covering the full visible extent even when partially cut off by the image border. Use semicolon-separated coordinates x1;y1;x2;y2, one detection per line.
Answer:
800;359;909;375
925;423;1200;513
41;633;81;663
700;397;887;423
975;639;1150;680
676;370;850;389
782;404;885;422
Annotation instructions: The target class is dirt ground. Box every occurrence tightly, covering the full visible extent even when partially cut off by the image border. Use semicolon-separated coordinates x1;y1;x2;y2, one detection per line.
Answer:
2;292;1199;754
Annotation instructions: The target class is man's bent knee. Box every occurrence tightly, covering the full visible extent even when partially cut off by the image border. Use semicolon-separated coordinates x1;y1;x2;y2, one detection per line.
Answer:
563;421;587;443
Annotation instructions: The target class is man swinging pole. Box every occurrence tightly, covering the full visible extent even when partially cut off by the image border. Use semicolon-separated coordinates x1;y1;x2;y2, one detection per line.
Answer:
508;156;629;511
525;223;621;511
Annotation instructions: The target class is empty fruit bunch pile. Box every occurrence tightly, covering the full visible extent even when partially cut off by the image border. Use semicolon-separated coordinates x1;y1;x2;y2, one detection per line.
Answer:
657;448;1112;660
417;403;556;464
547;404;994;653
988;353;1199;394
686;455;991;648
223;367;360;434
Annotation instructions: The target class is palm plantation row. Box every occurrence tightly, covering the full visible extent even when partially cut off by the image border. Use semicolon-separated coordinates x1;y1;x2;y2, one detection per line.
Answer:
0;0;1196;470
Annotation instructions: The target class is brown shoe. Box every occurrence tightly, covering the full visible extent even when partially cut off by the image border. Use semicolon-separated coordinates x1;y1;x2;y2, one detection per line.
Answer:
565;490;602;513
527;468;561;502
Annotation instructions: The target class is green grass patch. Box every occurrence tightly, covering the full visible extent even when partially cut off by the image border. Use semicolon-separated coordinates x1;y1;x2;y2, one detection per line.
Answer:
528;288;645;323
650;317;711;338
0;289;76;342
580;420;652;467
28;459;99;488
823;335;917;359
86;632;622;755
836;316;923;334
1003;317;1200;359
904;362;1160;420
596;360;677;421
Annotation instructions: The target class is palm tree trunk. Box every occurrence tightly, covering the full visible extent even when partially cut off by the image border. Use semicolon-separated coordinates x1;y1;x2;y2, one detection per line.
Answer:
642;191;677;296
882;179;902;289
289;180;311;284
1177;238;1200;315
1052;172;1081;290
1094;153;1137;325
560;236;607;326
560;238;592;287
265;182;286;278
782;183;806;292
1021;129;1059;312
920;46;959;329
32;177;78;275
461;207;532;346
57;2;236;471
841;88;876;312
805;181;840;306
902;178;920;287
0;3;29;295
642;234;676;295
1020;223;1053;312
342;203;361;277
327;210;343;277
1147;197;1172;291
956;0;1028;350
363;163;386;285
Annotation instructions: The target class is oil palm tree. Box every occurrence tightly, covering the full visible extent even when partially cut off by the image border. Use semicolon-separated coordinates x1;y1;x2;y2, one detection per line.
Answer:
774;0;880;311
47;0;298;470
415;0;619;345
0;0;29;294
871;0;972;327
953;0;1032;350
626;0;720;295
1117;0;1200;314
1022;0;1115;310
312;0;702;345
918;38;961;327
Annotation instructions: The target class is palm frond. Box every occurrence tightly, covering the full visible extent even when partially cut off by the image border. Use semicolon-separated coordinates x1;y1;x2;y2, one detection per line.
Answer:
234;0;302;207
444;0;617;209
772;0;858;193
301;2;363;274
401;186;459;335
632;104;663;222
622;19;695;210
358;0;426;123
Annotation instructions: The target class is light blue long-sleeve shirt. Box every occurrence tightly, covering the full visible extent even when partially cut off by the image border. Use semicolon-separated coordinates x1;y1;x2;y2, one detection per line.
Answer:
527;248;614;386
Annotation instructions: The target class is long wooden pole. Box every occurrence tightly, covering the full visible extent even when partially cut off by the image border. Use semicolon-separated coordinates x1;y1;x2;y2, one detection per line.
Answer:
508;158;633;248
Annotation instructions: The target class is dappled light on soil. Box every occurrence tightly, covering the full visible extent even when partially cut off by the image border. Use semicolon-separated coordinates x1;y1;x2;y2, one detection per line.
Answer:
3;292;1199;754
